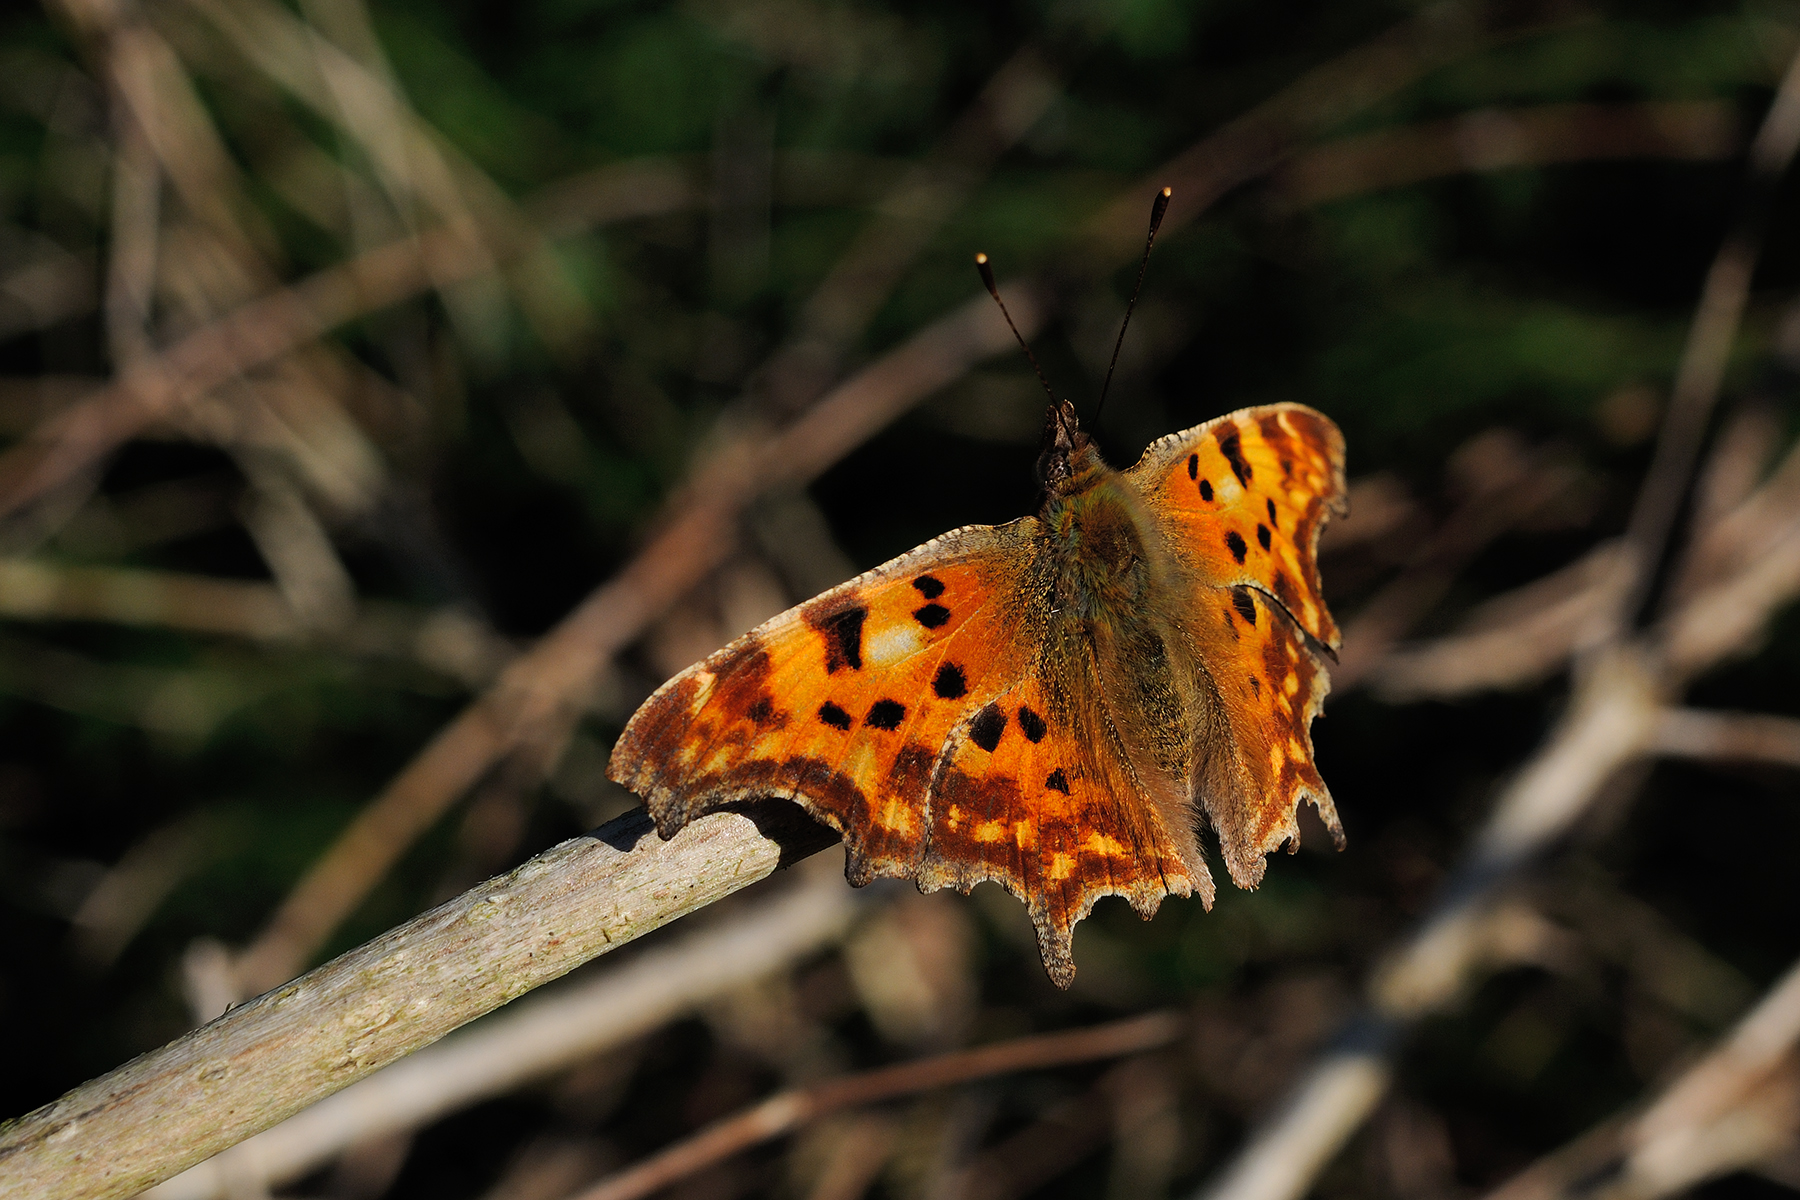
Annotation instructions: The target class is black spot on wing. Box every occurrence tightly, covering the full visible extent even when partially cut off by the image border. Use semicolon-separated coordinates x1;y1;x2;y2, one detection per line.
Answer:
1231;586;1258;627
1249;675;1261;696
1267;498;1278;523
1257;523;1272;551
815;606;866;673
1219;431;1253;488
1187;453;1198;479
1225;531;1248;564
913;604;951;629
1045;768;1071;794
970;703;1006;753
866;699;906;730
1199;478;1214;502
747;696;782;727
933;662;967;699
912;575;945;599
1017;705;1047;743
818;702;852;730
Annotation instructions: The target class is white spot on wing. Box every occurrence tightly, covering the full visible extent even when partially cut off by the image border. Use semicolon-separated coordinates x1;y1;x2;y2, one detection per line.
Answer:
866;623;924;666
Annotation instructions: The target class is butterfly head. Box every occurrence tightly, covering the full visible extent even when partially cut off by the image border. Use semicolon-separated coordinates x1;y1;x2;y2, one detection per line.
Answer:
1036;398;1106;494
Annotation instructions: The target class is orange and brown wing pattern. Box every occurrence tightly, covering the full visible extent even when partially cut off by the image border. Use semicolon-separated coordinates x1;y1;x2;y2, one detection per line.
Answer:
608;516;1211;987
1127;402;1348;888
919;668;1209;988
609;520;1045;893
1131;402;1347;647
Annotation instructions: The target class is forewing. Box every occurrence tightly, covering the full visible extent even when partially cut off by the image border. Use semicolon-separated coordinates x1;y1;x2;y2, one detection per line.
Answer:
1127;402;1348;887
610;521;1044;891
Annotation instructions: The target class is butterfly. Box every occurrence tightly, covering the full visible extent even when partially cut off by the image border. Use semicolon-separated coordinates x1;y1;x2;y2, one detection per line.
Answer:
609;395;1347;987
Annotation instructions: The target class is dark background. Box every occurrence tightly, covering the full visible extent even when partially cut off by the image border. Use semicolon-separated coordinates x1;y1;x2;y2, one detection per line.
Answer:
1;0;1797;1197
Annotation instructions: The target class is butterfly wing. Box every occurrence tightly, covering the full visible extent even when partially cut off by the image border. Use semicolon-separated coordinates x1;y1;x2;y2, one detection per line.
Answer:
609;516;1208;987
920;649;1209;988
1126;402;1348;888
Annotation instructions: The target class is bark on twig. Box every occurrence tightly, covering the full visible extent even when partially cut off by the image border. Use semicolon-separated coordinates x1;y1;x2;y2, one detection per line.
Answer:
0;805;836;1200
147;860;860;1200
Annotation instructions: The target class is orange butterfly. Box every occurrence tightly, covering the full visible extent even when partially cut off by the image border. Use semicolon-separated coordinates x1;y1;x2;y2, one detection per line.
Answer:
610;394;1347;987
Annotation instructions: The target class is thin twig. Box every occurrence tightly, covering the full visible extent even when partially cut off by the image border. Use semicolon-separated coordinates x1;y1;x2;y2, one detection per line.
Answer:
1270;101;1739;210
1372;542;1630;700
566;1012;1183;1200
1653;708;1800;771
1617;46;1800;624
0;805;834;1200
0;557;513;684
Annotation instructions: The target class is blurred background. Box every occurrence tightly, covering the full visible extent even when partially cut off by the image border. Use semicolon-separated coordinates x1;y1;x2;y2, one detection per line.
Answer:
4;0;1800;1197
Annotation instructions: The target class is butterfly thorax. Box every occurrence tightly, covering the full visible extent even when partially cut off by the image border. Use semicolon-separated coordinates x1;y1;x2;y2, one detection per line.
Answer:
1035;404;1167;618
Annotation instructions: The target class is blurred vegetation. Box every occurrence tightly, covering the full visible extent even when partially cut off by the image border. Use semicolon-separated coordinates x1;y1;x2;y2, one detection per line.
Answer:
3;0;1800;1197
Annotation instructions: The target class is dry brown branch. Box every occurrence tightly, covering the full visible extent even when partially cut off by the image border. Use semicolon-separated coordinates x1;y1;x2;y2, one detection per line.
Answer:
0;217;488;524
0;805;835;1200
1196;648;1665;1200
1485;957;1800;1200
1270;101;1739;209
146;860;860;1200
230;284;1043;997
1652;707;1800;771
0;556;512;682
1661;512;1800;673
1188;38;1800;1200
1334;432;1580;689
566;1013;1182;1200
1617;45;1800;621
1372;543;1628;699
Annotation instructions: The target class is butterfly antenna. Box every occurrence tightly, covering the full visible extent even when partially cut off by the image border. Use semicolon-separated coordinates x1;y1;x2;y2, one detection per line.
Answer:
1094;186;1172;426
976;252;1058;407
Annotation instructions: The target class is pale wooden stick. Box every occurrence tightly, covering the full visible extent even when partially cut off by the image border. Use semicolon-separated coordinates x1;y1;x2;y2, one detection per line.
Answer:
146;860;860;1200
0;806;834;1200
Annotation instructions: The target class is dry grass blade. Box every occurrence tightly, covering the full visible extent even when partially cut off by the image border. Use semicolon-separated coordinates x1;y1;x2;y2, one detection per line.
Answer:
566;1013;1183;1200
0;806;835;1200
